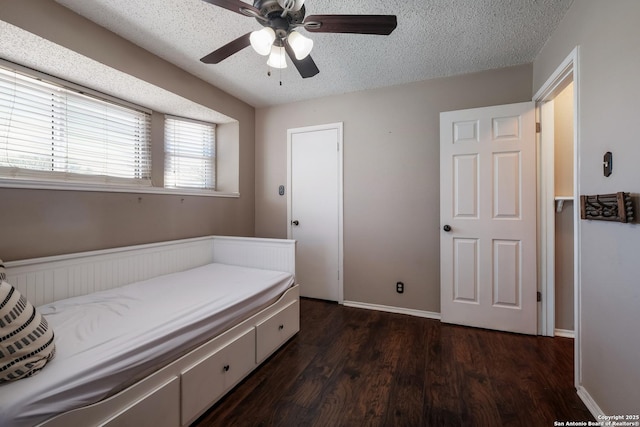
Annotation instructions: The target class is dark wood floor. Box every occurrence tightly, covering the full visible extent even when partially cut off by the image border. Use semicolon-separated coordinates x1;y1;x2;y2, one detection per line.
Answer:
194;298;593;426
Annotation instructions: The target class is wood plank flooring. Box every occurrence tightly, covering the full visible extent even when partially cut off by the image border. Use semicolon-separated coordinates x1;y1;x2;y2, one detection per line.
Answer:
194;298;593;426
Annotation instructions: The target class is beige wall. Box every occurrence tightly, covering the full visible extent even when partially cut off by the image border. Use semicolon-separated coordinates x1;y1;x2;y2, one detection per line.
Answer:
554;82;574;198
554;203;574;331
534;0;640;414
0;0;256;260
255;65;532;312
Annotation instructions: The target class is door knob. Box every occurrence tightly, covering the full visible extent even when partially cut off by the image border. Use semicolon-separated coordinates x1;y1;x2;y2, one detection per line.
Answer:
292;220;299;226
443;225;452;232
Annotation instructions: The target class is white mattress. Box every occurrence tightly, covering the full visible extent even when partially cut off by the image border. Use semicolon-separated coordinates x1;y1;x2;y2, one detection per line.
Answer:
0;263;294;427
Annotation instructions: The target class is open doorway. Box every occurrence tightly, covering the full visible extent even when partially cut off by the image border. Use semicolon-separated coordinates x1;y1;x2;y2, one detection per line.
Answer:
550;82;575;337
538;80;576;338
534;47;581;388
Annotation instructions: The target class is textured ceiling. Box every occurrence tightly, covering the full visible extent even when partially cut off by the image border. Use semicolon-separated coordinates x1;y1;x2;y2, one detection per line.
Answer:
52;0;571;108
0;21;234;124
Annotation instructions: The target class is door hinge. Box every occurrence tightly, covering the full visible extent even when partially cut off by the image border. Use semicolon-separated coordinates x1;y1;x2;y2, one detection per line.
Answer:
536;122;541;133
537;291;542;302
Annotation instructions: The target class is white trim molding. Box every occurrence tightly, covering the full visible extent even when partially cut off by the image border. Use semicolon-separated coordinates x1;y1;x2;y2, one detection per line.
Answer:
538;99;556;337
343;301;441;320
0;178;240;198
577;386;606;420
554;328;575;339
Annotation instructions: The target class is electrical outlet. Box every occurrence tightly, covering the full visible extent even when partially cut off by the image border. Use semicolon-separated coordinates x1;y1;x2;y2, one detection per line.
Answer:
396;281;404;294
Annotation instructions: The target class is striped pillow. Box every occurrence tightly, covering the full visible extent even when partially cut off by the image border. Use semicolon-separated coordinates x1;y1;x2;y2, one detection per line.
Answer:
0;260;56;383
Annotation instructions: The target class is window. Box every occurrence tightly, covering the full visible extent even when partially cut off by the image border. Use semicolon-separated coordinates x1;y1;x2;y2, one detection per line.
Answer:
164;116;216;190
0;66;151;186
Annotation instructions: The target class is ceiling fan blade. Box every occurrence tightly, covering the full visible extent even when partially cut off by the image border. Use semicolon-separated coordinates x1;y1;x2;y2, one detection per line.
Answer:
200;32;252;64
201;0;261;17
303;15;397;35
284;40;320;78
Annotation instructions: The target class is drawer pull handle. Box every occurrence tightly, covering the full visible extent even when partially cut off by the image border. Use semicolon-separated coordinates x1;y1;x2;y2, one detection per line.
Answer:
223;364;230;372
278;324;284;330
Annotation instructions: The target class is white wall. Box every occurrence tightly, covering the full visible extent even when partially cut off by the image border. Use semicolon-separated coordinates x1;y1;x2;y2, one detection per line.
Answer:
533;0;640;414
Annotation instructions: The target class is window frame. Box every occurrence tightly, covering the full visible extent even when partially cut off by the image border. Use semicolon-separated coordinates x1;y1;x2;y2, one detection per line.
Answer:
0;61;237;198
164;115;217;192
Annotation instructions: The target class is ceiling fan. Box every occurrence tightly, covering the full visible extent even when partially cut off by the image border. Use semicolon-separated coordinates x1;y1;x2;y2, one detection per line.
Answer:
200;0;398;78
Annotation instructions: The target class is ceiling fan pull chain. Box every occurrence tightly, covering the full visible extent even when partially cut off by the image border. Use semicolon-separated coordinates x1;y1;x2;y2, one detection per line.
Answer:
266;68;282;86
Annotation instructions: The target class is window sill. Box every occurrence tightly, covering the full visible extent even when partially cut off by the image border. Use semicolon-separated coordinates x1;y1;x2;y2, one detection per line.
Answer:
0;178;240;198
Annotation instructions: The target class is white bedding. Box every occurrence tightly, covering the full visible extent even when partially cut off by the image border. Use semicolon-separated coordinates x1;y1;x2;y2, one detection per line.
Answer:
0;263;295;427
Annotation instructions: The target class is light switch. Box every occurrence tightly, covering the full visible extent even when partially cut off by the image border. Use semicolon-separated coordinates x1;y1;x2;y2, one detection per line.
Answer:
603;151;612;177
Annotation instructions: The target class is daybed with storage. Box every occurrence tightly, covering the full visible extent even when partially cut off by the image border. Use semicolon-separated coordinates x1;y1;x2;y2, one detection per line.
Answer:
0;235;299;427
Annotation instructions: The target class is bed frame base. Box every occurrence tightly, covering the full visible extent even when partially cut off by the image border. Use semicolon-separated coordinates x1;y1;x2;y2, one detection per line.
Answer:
3;236;298;427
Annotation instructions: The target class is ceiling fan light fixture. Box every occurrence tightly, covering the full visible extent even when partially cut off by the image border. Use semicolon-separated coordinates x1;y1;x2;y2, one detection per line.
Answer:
201;0;398;79
287;31;314;60
267;44;287;69
250;27;276;56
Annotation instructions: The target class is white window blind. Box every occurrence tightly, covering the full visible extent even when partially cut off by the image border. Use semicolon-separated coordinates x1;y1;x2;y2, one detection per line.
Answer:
164;116;216;190
0;66;151;186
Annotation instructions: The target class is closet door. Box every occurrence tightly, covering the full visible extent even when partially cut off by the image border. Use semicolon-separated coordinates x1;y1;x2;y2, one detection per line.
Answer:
287;123;343;302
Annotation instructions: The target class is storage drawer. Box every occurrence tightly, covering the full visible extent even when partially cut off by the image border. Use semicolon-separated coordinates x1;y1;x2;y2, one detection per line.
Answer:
102;376;180;427
255;299;299;364
180;328;256;425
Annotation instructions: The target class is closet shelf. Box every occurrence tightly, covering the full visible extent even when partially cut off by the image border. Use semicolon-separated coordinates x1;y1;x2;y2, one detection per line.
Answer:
554;196;574;213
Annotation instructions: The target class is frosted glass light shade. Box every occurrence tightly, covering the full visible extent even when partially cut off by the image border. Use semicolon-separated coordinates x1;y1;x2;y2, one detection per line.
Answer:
267;45;287;68
250;27;276;56
287;31;313;60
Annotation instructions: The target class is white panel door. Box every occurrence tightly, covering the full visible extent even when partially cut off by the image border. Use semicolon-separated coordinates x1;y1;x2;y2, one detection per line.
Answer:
288;123;342;301
440;102;537;334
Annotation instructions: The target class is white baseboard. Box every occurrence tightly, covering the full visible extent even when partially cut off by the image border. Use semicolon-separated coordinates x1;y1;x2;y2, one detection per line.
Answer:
554;328;575;338
577;385;605;419
342;301;441;320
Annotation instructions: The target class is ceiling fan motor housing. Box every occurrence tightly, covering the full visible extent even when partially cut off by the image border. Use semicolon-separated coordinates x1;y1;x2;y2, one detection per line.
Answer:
254;0;305;28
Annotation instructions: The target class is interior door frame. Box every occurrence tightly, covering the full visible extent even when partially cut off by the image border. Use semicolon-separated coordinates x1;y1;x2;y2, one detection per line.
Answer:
286;122;344;303
533;47;581;384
